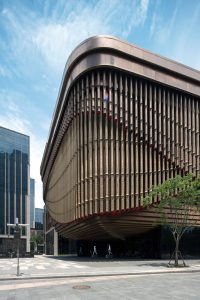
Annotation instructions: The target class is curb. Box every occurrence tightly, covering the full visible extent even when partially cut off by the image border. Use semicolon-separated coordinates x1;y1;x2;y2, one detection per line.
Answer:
0;268;200;281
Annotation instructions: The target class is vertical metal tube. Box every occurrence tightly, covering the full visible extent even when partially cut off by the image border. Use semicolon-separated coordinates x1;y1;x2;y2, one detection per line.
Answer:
17;237;20;276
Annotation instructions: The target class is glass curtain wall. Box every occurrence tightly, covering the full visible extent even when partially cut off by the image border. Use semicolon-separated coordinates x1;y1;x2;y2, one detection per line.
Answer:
0;127;29;235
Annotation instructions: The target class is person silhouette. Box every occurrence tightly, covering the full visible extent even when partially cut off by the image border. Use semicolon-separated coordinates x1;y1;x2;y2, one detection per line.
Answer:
108;244;112;256
92;245;97;257
106;244;112;258
79;246;83;256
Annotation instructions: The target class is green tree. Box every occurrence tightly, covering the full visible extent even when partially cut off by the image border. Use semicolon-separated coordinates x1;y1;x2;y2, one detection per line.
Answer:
143;174;200;267
30;234;43;253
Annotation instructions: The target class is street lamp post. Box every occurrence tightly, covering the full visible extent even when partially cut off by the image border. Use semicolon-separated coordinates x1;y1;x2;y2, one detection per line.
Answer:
7;219;29;277
14;224;21;276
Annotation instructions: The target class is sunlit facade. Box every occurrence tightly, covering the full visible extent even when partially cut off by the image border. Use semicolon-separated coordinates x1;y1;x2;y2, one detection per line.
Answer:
41;36;200;248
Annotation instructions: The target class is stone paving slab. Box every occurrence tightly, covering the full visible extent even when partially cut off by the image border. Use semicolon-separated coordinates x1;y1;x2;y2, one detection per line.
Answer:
0;255;199;281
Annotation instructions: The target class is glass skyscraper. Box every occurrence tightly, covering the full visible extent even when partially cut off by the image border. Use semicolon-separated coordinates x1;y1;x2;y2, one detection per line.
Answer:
30;178;35;228
35;208;44;230
0;126;30;253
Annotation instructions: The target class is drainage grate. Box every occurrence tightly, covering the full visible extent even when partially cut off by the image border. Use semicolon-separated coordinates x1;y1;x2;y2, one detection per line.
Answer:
73;285;91;290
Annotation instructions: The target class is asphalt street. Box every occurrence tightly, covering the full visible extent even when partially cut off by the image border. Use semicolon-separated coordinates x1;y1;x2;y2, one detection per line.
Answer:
0;272;199;300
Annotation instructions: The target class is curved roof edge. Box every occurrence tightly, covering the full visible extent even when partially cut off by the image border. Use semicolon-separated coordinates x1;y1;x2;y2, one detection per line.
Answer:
54;35;200;129
66;35;200;78
41;35;200;179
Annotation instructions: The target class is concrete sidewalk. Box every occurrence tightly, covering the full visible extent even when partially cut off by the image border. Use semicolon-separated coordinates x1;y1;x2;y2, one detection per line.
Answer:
0;255;200;281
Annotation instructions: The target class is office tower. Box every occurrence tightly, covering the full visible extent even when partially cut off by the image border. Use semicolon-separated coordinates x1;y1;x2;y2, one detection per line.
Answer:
35;208;43;230
0;127;30;253
30;178;35;229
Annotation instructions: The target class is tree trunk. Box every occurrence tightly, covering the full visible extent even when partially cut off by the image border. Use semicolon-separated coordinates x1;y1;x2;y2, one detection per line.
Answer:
174;237;180;267
34;242;38;253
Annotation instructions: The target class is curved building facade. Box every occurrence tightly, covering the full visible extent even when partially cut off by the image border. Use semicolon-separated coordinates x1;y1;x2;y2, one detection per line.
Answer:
41;36;200;241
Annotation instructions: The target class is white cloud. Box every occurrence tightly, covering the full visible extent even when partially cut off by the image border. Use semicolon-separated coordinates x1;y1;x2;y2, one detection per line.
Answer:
122;0;149;38
0;112;31;134
150;5;178;45
147;1;200;71
0;66;12;78
32;0;150;73
1;0;151;80
169;3;200;70
7;99;21;114
32;15;110;73
33;23;73;71
149;0;161;40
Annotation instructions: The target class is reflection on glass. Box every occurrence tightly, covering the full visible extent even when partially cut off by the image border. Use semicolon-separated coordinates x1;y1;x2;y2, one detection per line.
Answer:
0;127;30;235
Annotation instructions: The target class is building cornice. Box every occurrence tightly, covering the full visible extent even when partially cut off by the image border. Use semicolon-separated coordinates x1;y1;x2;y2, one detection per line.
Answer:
40;35;200;182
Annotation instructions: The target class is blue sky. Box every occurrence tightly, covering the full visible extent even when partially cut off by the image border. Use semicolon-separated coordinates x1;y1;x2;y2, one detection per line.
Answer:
0;0;200;208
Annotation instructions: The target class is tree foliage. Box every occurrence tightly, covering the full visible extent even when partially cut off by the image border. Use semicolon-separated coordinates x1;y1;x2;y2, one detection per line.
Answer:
30;234;43;245
30;234;43;253
143;174;200;266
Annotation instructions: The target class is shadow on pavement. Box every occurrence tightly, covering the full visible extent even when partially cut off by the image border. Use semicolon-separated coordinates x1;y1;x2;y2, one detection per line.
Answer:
45;255;171;265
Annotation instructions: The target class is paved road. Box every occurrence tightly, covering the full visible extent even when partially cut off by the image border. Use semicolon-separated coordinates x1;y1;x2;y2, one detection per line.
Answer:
0;272;199;299
0;256;200;280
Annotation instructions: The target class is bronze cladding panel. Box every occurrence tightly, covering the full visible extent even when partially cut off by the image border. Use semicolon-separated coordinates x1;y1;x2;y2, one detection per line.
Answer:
41;36;200;239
